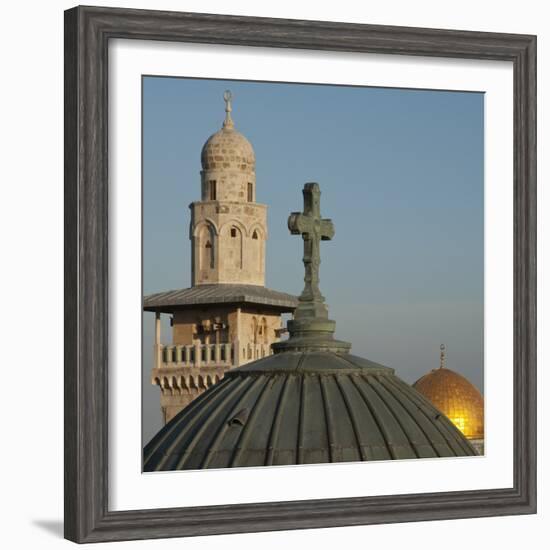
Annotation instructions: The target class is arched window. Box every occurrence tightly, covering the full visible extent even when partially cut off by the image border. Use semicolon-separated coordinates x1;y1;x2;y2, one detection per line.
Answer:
208;180;217;200
250;227;262;273
224;224;242;270
199;225;215;270
204;239;214;268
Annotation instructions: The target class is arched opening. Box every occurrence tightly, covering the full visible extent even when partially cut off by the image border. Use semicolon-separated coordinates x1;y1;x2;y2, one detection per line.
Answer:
198;224;215;270
249;226;263;274
224;224;242;270
208;180;217;200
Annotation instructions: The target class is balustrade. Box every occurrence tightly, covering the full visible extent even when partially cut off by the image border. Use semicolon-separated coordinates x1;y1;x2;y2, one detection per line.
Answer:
158;342;235;368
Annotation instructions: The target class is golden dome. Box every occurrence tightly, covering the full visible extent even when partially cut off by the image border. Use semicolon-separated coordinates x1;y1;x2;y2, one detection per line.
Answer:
413;346;484;440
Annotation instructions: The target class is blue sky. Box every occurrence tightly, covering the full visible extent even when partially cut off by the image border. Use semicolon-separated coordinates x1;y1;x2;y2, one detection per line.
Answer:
142;76;484;443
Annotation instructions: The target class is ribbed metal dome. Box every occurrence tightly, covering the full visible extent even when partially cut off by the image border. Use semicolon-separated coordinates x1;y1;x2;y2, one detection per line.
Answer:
143;183;477;471
144;351;476;471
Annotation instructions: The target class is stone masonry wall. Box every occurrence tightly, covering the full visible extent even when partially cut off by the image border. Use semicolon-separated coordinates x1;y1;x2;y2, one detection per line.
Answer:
190;201;267;286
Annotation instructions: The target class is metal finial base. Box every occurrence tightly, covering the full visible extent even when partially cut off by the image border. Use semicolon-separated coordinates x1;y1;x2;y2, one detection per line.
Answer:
222;89;234;129
272;317;351;354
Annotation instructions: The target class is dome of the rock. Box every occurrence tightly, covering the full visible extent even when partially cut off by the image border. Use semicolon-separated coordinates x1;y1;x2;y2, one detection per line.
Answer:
413;346;484;440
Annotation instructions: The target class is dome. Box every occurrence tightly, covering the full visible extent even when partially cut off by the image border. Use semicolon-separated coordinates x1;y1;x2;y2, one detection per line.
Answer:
413;349;484;440
200;90;255;173
144;183;476;471
144;351;476;470
201;128;255;172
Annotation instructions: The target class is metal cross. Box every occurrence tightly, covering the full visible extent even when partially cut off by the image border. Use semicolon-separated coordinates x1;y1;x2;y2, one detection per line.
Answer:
272;181;350;354
288;183;334;317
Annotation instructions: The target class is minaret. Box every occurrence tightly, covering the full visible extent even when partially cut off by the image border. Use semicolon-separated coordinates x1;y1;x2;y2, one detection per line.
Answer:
190;90;267;286
144;91;297;425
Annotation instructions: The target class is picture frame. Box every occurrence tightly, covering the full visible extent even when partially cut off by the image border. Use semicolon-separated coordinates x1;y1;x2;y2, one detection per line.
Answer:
64;5;536;543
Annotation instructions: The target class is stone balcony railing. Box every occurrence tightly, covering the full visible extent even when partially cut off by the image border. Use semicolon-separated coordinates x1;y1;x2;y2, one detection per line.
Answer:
151;342;272;403
155;341;273;369
160;342;234;367
151;341;274;395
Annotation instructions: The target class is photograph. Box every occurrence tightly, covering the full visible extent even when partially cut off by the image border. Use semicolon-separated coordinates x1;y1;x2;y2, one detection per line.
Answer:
1;0;541;546
141;77;485;470
56;3;537;544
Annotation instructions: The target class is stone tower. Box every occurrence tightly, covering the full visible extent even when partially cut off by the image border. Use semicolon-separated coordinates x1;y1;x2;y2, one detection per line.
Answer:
144;92;297;425
191;90;266;287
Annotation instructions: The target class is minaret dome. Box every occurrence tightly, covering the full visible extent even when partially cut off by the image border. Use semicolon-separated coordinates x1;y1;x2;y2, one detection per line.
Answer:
200;90;256;203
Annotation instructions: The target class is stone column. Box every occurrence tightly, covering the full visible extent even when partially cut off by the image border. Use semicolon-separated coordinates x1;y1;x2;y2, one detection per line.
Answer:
224;343;232;365
185;345;192;365
154;312;162;369
194;342;202;367
233;339;240;368
236;307;242;364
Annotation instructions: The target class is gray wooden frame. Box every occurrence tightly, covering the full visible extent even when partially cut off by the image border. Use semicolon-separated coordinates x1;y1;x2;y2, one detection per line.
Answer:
64;5;536;543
